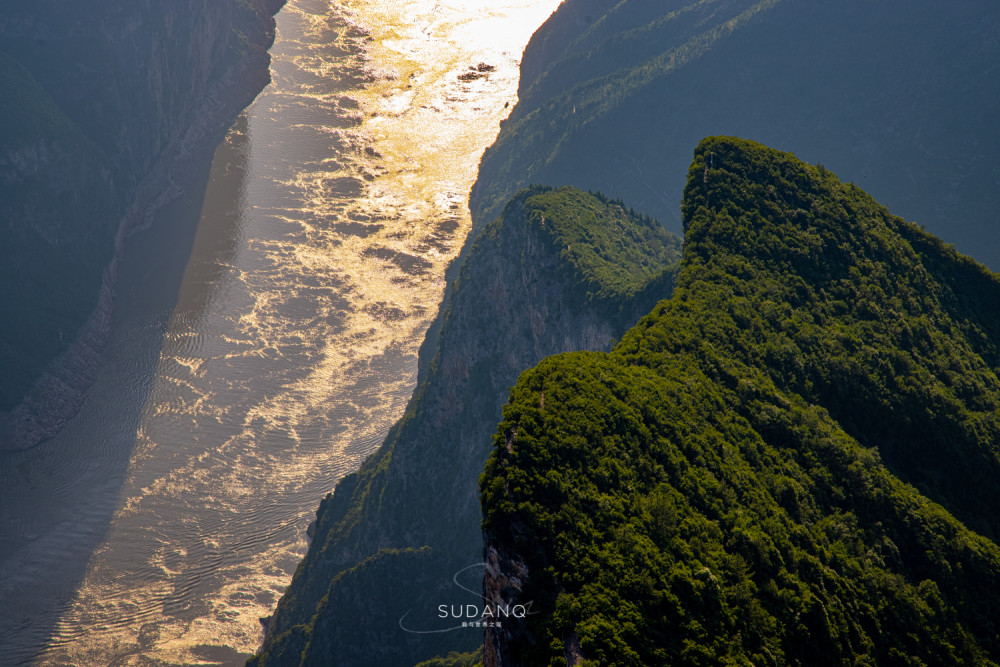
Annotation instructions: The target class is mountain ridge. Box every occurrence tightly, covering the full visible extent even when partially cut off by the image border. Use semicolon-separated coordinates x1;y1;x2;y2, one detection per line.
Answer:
481;136;1000;666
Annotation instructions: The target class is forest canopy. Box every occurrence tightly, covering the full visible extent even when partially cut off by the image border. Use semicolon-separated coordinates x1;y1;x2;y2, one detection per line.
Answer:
481;137;1000;666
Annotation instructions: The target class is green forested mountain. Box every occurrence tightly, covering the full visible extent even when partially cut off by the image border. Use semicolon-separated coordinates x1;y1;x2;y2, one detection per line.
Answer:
471;0;1000;269
481;137;1000;666
250;187;680;666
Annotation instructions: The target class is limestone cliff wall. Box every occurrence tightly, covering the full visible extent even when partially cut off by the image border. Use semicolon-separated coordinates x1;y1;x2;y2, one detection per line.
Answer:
251;187;680;666
472;0;1000;269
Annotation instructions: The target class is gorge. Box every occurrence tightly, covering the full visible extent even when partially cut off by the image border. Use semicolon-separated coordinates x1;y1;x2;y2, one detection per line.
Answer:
257;1;1000;665
3;0;1000;665
0;0;285;450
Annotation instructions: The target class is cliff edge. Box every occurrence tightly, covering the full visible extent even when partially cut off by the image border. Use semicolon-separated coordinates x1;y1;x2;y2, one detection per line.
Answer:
471;0;1000;268
251;186;681;666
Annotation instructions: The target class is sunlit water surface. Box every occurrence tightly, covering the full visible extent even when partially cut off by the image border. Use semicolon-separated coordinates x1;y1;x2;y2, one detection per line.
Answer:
0;0;560;663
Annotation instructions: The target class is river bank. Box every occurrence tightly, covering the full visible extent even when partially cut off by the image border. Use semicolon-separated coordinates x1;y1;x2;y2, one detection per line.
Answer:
0;0;285;453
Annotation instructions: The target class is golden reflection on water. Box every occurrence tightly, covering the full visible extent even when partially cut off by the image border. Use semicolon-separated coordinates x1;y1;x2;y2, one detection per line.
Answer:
36;0;560;664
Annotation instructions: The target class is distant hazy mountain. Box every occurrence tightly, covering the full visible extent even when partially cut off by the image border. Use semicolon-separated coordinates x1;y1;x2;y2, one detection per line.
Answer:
471;0;1000;270
482;137;1000;666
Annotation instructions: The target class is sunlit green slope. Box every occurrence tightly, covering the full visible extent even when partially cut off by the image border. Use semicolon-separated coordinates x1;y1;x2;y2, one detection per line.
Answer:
481;137;1000;666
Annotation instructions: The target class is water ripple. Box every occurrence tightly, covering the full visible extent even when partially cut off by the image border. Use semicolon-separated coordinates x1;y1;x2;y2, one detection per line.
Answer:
1;0;562;664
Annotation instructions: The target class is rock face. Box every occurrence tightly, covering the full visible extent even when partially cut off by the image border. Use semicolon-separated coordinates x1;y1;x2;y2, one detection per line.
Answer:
480;137;1000;666
250;186;681;666
0;0;285;449
471;0;1000;269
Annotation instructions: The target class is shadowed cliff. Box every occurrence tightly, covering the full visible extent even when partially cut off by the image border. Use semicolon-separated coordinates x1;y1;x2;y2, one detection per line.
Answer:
251;186;681;666
0;0;285;449
471;0;1000;269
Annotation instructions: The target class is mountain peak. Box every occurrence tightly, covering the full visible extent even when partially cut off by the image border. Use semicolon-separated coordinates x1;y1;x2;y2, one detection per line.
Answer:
482;137;1000;666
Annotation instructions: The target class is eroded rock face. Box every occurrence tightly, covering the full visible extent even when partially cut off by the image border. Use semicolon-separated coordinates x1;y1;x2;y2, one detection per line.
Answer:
482;540;533;667
0;0;284;450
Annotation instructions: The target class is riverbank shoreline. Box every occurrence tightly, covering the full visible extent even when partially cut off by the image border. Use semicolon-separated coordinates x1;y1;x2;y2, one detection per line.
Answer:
0;0;286;452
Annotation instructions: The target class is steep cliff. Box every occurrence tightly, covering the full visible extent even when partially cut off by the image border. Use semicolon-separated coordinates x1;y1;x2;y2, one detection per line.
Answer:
251;186;681;666
481;137;1000;665
471;0;1000;269
0;0;284;449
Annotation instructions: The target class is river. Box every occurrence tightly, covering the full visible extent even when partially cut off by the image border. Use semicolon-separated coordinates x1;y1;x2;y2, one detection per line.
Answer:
0;0;559;664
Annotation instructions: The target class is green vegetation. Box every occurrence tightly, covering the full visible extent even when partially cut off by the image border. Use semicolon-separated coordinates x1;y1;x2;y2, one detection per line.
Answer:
250;187;680;666
518;188;678;310
413;650;482;667
481;137;1000;665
